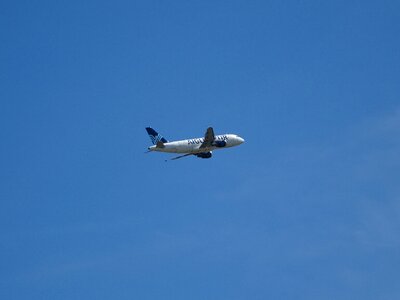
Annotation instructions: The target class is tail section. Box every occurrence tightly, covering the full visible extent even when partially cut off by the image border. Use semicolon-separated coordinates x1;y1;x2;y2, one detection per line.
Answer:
146;127;168;145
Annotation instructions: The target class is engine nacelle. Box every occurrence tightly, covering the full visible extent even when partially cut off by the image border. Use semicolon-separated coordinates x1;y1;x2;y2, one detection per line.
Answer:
212;141;226;148
196;152;212;159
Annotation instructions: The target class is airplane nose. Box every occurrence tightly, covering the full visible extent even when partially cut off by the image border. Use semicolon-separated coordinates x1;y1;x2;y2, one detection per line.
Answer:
239;137;245;144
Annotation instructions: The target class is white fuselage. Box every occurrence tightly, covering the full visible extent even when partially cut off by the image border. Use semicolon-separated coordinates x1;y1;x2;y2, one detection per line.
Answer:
148;134;244;154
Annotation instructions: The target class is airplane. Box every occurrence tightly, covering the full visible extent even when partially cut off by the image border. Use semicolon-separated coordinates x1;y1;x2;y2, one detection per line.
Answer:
145;127;245;160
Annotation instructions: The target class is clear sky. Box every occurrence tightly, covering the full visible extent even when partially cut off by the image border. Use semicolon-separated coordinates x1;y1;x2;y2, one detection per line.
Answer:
1;1;400;299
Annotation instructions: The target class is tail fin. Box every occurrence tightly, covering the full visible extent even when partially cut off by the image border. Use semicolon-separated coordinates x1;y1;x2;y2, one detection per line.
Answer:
146;127;168;145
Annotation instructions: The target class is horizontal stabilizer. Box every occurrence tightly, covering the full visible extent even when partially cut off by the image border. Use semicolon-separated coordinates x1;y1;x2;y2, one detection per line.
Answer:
156;141;165;148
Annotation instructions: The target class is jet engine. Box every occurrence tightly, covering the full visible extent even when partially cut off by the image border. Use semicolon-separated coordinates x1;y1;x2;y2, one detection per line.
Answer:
212;141;226;148
196;152;212;159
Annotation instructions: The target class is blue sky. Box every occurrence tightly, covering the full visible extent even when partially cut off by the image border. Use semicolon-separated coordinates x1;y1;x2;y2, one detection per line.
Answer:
1;1;400;299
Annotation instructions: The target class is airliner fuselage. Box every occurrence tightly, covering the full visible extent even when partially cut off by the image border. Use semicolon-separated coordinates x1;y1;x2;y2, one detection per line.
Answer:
148;134;244;154
145;127;245;160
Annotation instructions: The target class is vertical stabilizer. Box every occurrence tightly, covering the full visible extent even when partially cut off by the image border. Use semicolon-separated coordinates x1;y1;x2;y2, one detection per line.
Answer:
146;127;168;145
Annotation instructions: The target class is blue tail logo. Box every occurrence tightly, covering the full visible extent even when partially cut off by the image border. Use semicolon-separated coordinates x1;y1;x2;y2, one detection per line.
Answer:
146;127;168;145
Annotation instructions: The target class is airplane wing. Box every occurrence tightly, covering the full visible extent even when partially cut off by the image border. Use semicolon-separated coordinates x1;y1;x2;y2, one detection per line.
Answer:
200;127;215;148
166;153;193;161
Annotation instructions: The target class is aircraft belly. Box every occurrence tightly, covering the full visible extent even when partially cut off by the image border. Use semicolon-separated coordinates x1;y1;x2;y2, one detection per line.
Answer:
193;146;215;153
165;142;191;153
160;143;224;153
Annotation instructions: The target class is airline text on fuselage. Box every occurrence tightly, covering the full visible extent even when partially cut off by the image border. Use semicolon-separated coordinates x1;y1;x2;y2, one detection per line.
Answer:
187;135;228;145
